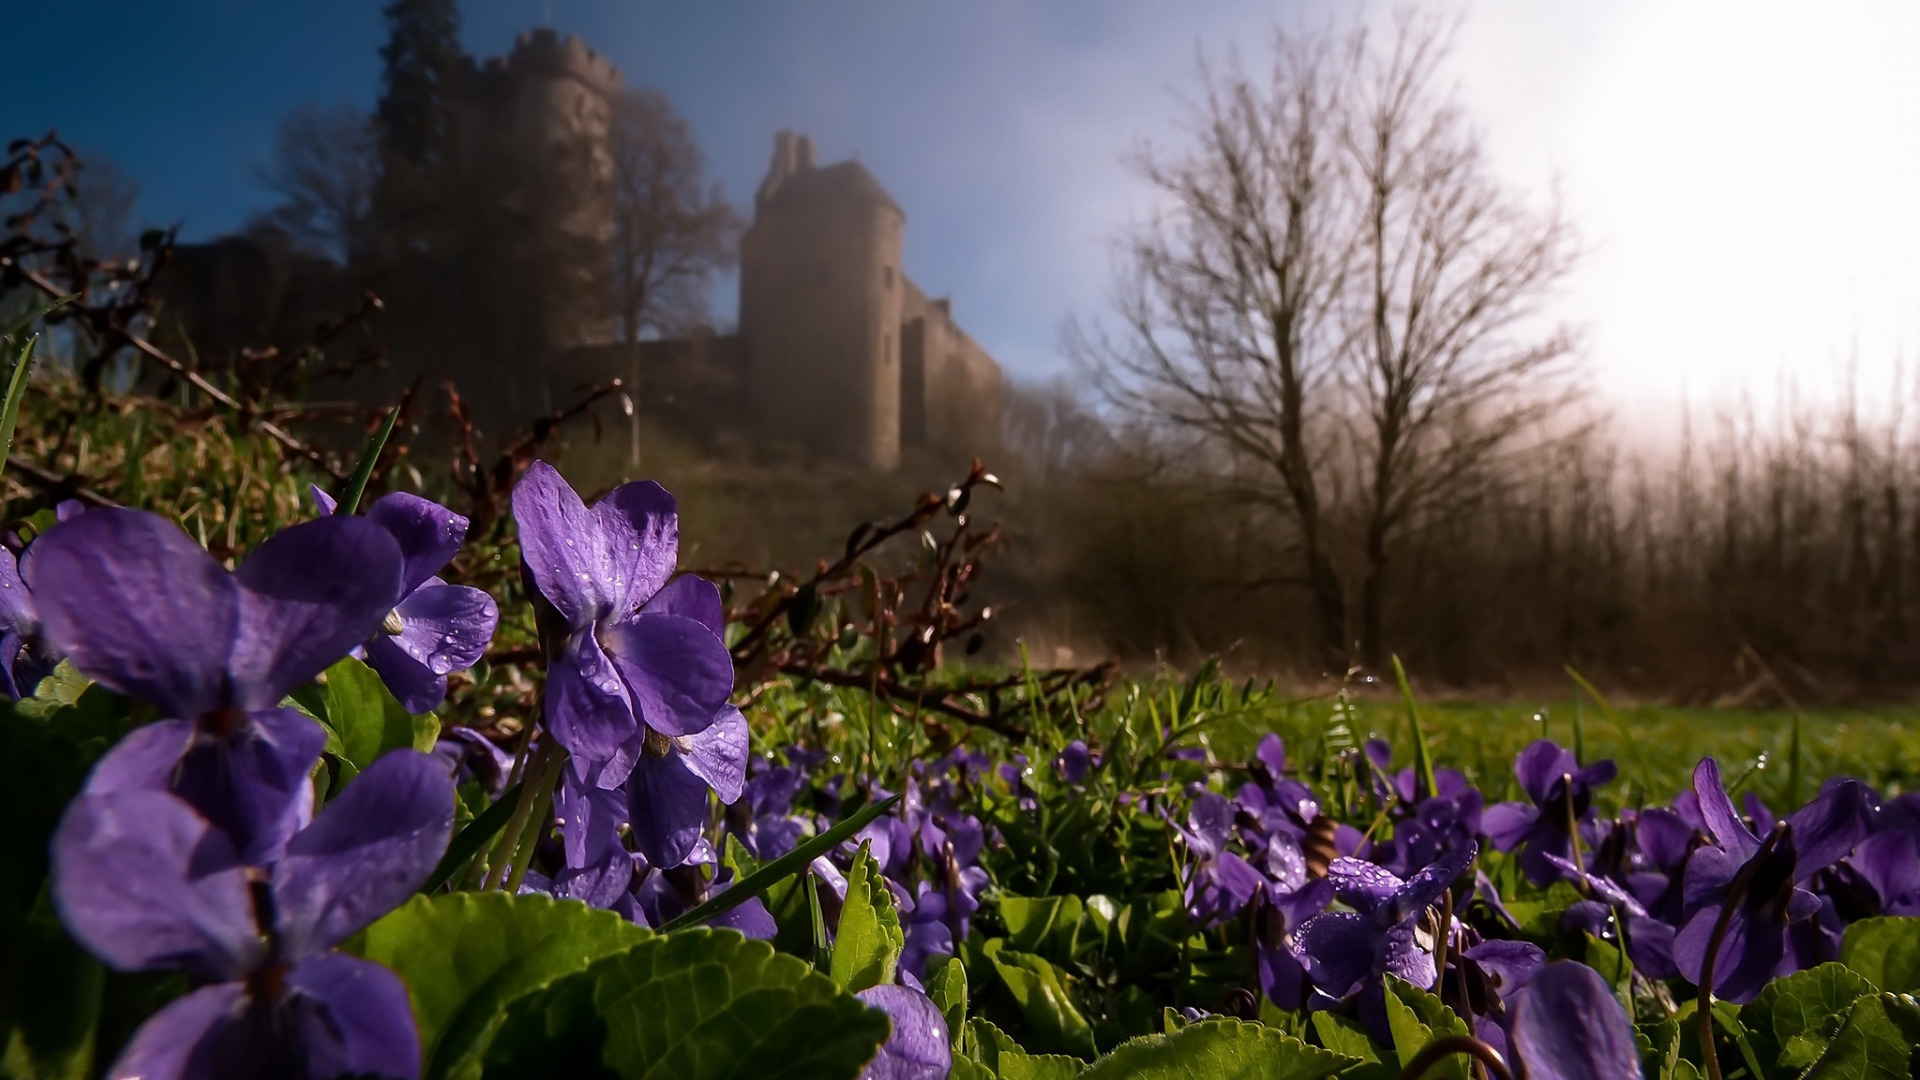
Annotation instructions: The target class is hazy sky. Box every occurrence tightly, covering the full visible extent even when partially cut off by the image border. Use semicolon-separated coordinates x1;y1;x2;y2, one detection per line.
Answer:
7;1;1918;407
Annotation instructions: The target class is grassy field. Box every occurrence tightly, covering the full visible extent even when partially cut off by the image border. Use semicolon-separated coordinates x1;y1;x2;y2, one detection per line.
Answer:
1199;692;1920;807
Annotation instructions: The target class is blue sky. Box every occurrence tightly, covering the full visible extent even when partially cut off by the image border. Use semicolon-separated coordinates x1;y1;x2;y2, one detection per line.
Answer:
8;1;1920;405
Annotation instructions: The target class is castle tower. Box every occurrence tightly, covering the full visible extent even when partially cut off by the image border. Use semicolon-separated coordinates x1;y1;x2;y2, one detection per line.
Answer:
741;131;905;470
441;28;624;419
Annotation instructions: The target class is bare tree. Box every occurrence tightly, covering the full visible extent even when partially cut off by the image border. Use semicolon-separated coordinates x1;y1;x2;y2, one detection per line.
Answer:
59;152;142;260
1340;12;1581;666
1072;10;1579;669
251;102;379;263
607;87;740;344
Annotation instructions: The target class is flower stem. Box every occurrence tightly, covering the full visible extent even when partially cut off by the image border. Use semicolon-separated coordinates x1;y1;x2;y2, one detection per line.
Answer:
1696;821;1789;1080
1559;772;1589;894
503;747;567;895
1390;1035;1514;1080
484;740;557;891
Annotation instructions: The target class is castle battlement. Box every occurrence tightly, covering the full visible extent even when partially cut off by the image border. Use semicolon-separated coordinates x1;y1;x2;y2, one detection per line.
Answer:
479;27;622;97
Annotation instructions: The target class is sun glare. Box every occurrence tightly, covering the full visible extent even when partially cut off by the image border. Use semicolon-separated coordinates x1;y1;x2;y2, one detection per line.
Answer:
1576;0;1920;409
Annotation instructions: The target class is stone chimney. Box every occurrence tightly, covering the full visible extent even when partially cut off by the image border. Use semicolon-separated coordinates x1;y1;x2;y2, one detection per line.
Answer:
796;134;816;170
756;130;801;210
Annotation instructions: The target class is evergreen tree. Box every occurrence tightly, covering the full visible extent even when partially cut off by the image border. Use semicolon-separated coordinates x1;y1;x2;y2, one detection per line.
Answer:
375;0;465;174
372;0;466;256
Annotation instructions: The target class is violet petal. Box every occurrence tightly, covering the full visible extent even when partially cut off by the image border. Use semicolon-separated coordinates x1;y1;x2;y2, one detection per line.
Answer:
231;516;405;709
601;612;733;738
1510;961;1640;1080
1786;779;1872;880
52;791;263;981
283;953;422;1080
512;463;677;626
627;750;712;868
273;750;454;958
171;709;325;867
544;630;639;768
1514;740;1576;806
83;719;196;796
1691;758;1760;861
24;507;238;717
364;634;449;717
105;983;246;1080
857;985;951;1080
641;574;725;638
678;705;750;804
365;492;468;595
1293;911;1378;997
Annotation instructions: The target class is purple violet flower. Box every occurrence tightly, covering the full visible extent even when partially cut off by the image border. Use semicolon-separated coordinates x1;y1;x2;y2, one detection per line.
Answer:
1054;740;1095;784
431;727;516;798
856;984;951;1080
311;487;499;715
898;884;958;988
1177;791;1268;926
1507;961;1641;1080
1236;734;1320;849
729;753;814;860
1672;758;1872;1003
511;462;743;868
1253;879;1335;1010
0;540;59;699
23;508;404;863
52;748;454;1080
1291;841;1478;998
1482;740;1616;887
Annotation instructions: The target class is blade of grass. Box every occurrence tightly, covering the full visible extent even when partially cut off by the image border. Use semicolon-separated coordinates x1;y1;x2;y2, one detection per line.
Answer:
0;331;40;478
661;793;901;932
807;872;833;973
337;405;400;515
1391;655;1438;801
419;780;525;895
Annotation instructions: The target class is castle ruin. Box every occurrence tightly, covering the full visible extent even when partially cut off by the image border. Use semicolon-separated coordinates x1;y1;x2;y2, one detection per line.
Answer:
559;123;1004;471
162;30;1003;471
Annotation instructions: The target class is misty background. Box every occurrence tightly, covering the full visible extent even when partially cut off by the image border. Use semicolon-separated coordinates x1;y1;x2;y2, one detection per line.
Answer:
6;0;1920;700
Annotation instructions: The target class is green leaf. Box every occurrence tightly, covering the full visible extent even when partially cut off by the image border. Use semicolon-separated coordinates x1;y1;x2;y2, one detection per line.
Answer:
925;955;968;1043
321;657;427;772
1383;976;1471;1080
1;901;104;1080
830;840;903;993
353;891;650;1080
1308;1013;1390;1080
965;1016;1027;1068
1740;962;1878;1074
1801;993;1920;1080
0;328;40;477
337;405;400;516
16;661;94;718
1839;916;1920;993
950;1058;997;1080
1001;895;1086;956
987;948;1097;1058
999;1052;1086;1080
1079;1018;1354;1080
418;780;526;891
481;928;889;1080
660;793;900;932
960;1017;1083;1079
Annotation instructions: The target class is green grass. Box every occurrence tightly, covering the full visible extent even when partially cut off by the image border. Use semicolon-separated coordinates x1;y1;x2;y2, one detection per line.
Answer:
1198;694;1920;808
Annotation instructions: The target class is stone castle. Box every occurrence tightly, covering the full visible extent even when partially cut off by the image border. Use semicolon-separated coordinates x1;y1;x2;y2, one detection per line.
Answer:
163;29;1003;472
563;127;1004;470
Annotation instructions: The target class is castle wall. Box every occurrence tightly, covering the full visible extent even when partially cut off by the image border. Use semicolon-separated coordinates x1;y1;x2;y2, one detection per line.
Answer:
741;164;904;470
901;276;1003;456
